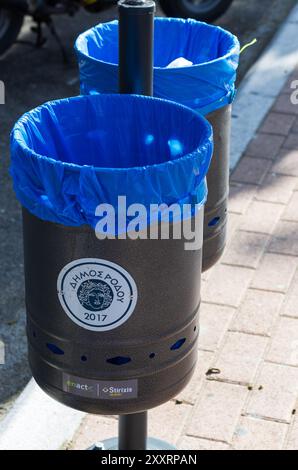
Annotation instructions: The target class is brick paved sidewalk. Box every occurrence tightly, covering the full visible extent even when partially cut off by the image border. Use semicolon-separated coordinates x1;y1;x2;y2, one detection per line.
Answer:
69;67;298;451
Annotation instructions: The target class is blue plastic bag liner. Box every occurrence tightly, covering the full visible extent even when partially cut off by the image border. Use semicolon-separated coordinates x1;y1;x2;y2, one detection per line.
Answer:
11;94;213;231
75;17;240;115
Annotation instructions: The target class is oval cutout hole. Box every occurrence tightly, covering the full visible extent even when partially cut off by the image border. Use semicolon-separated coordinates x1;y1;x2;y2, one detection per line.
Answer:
149;353;156;359
46;343;64;355
81;355;87;362
208;217;220;227
107;356;131;366
171;338;186;351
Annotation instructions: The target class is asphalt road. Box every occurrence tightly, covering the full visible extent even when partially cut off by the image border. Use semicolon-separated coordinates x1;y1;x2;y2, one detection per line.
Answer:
0;0;297;417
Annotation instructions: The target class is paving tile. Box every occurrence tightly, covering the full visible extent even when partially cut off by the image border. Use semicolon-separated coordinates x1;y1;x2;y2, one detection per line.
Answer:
281;75;298;95
226;213;242;243
256;173;297;204
246;134;285;159
286;417;298;450
281;270;298;318
282;191;298;222
69;415;117;450
268;221;298;256
259;113;296;136
273;93;298;115
202;264;254;308
229;183;257;215
272;149;298;176
239;200;284;234
0;340;4;365
212;332;267;385
233;416;288;450
149;401;193;446
231;289;284;336
283;133;298;150
175;350;214;405
222;231;269;269
266;317;298;367
187;381;247;443
198;303;235;352
251;253;297;293
291;117;298;134
231;157;272;185
179;436;229;450
246;362;298;422
201;269;213;283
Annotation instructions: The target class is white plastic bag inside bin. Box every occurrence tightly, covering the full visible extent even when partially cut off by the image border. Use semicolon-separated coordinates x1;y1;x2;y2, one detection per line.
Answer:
167;58;193;68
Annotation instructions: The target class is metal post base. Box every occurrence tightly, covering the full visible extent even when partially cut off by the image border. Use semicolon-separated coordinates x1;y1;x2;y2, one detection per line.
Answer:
89;438;176;451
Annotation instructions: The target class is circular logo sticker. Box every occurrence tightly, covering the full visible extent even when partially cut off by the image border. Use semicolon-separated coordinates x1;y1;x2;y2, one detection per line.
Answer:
57;259;138;332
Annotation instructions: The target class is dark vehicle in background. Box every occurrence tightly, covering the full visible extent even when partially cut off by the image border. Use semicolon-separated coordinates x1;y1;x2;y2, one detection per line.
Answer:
159;0;233;21
0;0;234;56
0;0;114;55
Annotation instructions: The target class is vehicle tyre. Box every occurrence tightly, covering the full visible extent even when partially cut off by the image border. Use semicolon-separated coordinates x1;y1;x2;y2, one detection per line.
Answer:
159;0;234;22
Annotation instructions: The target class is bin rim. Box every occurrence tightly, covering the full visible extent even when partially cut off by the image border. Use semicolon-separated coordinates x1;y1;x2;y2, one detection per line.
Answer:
75;17;240;71
11;93;213;174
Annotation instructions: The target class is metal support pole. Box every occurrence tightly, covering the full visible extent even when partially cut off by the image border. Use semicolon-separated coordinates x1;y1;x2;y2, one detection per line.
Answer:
118;0;155;96
119;412;148;450
117;0;155;451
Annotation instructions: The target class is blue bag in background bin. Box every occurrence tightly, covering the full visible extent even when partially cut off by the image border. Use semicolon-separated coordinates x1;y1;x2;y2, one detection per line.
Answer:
75;17;240;271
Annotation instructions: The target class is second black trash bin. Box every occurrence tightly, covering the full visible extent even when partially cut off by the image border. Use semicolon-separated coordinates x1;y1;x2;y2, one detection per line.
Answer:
11;93;213;415
75;17;240;271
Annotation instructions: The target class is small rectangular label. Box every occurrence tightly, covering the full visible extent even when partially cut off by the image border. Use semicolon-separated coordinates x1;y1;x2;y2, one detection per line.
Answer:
63;373;98;398
98;379;138;399
62;373;138;400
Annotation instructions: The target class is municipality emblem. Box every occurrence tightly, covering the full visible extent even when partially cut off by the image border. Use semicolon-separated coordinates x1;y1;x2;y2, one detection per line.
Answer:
57;259;138;332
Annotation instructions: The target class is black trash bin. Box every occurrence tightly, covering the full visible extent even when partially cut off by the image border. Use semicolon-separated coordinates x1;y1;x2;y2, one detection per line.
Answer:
75;17;240;272
11;93;213;415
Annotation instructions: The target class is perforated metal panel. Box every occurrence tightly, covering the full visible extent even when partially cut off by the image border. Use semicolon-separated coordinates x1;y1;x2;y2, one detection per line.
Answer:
203;104;231;272
23;209;203;414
